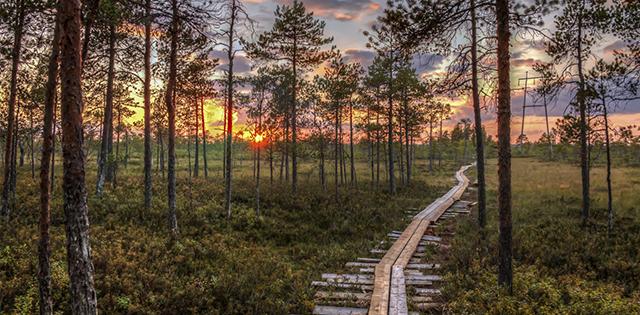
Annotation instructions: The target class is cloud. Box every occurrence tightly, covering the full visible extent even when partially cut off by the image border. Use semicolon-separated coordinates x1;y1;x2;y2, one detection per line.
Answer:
276;0;381;22
412;53;445;73
343;49;375;68
511;58;542;68
602;40;628;55
210;50;253;73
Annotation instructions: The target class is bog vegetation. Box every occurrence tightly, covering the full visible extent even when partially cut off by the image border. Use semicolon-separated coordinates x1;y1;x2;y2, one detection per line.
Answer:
0;0;638;314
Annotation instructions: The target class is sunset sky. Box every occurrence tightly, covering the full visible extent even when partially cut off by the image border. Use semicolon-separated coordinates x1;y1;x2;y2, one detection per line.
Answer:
144;0;639;142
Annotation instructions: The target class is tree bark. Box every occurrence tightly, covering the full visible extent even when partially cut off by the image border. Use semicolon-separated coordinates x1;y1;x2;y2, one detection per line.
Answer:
576;7;590;226
166;0;179;236
496;0;513;293
96;24;116;196
194;99;199;178
387;55;396;194
201;97;208;178
225;0;237;218
1;0;25;217
143;0;153;211
38;10;61;315
59;0;98;311
602;95;612;235
471;0;487;229
349;101;356;186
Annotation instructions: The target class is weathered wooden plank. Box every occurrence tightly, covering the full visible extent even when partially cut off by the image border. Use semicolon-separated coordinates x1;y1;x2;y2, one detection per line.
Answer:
312;281;374;291
313;305;368;315
315;291;371;302
368;164;472;315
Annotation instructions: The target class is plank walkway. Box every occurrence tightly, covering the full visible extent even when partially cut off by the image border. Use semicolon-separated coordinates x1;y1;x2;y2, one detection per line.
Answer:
311;164;474;315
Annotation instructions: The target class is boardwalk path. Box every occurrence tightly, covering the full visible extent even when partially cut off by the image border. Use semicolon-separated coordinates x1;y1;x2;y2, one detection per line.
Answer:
312;164;474;315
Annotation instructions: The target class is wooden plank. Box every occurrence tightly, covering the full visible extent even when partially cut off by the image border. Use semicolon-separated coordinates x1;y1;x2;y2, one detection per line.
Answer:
312;281;374;291
313;305;368;315
368;164;472;315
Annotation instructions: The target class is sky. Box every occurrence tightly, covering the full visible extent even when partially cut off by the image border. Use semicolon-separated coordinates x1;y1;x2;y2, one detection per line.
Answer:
179;0;640;142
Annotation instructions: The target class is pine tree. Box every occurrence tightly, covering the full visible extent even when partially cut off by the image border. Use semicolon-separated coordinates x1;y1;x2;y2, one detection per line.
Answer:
245;0;333;193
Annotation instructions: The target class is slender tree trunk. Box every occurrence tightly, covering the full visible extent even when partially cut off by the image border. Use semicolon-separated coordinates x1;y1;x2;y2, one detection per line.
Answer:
334;105;339;200
399;115;405;185
194;99;199;178
349;102;356;186
292;44;298;193
96;24;116;196
404;99;410;184
256;97;262;216
200;97;208;178
81;0;100;67
166;0;179;236
113;104;121;188
576;9;590;226
1;0;25;217
496;0;513;293
603;95;613;235
438;117;443;167
387;57;396;194
429;120;433;172
225;0;237;218
471;0;487;228
38;11;61;315
30;108;35;179
59;0;98;311
376;112;380;187
143;0;153;211
51;97;57;194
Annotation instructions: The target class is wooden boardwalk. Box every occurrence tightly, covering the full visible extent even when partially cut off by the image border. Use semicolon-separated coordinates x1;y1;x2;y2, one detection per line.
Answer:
312;164;474;315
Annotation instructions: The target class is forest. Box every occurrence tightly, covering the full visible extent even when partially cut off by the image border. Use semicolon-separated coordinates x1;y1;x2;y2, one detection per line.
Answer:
0;0;639;314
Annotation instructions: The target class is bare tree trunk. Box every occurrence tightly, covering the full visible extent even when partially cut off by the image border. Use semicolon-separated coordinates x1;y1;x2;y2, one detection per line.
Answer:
1;0;25;217
387;57;395;194
603;96;613;235
96;24;116;196
194;99;199;178
200;97;208;178
429;120;433;172
334;105;339;200
576;8;590;226
166;0;179;236
59;0;98;310
225;0;237;218
496;0;513;293
349;102;356;186
376;112;380;187
292;47;298;193
143;0;153;211
404;98;410;184
38;11;61;315
471;0;487;229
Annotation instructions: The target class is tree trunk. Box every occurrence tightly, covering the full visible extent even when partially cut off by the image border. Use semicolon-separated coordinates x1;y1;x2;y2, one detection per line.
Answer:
59;0;98;311
603;95;613;235
166;0;179;236
334;105;339;201
225;0;237;218
496;0;513;293
429;120;433;172
387;56;396;194
471;0;487;229
292;44;298;193
576;9;590;226
81;0;100;67
96;24;116;196
1;0;25;217
200;97;208;178
143;0;153;211
38;11;61;315
194;99;199;178
349;102;356;186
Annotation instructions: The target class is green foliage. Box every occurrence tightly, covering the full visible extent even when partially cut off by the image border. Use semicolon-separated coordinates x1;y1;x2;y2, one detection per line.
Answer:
443;159;640;314
0;156;455;314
